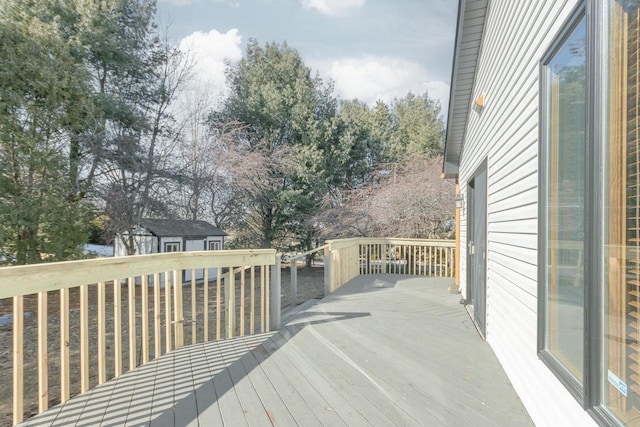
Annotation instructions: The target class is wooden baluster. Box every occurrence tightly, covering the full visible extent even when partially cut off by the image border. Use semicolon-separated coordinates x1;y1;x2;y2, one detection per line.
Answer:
13;295;24;425
216;267;222;340
225;269;236;338
165;272;172;353
174;270;184;348
191;269;196;344
250;267;256;334
114;279;122;377
128;277;137;370
429;246;433;276
37;291;48;412
80;284;89;392
266;264;271;333
290;260;297;308
204;268;209;342
141;275;149;364
97;282;106;384
260;265;266;333
60;288;70;402
153;273;161;359
240;267;246;337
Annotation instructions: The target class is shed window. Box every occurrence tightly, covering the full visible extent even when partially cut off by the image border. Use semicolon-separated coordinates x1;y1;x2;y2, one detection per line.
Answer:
164;242;180;252
208;241;221;250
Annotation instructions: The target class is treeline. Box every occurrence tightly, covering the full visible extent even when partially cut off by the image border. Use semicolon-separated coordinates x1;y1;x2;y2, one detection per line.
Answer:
0;0;453;265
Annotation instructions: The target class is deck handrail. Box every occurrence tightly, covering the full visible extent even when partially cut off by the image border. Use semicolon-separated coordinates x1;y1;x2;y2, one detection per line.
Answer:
3;238;455;426
2;249;278;425
285;238;456;306
325;238;456;292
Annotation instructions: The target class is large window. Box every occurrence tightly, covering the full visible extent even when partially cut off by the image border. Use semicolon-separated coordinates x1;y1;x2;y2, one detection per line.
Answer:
540;1;640;425
601;1;640;424
540;10;587;392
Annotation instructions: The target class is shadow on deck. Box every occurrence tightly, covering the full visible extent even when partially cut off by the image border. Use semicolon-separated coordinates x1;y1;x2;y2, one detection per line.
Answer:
20;275;533;427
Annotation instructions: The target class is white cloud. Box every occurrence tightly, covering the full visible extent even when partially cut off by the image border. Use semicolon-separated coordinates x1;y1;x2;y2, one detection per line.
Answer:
178;28;243;103
301;0;366;16
311;56;450;115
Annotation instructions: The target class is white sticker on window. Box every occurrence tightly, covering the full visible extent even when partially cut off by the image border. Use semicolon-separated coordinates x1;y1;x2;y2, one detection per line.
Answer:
608;370;628;397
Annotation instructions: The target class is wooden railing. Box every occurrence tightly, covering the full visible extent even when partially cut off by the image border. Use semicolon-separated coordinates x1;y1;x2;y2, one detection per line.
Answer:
0;249;279;425
3;238;455;425
286;244;330;308
285;238;455;304
326;238;456;292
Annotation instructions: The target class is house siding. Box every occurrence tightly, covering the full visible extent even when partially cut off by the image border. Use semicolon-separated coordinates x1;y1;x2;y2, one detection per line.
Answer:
458;0;595;425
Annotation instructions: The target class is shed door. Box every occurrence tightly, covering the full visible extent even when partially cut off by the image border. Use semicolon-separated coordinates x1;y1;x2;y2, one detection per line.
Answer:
467;162;487;337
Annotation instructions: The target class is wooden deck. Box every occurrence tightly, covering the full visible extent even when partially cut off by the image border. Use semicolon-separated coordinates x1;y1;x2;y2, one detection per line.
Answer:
19;275;533;427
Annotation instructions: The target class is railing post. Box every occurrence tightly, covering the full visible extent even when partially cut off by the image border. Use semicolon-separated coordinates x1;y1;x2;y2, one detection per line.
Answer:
270;256;282;330
323;246;331;296
290;259;297;308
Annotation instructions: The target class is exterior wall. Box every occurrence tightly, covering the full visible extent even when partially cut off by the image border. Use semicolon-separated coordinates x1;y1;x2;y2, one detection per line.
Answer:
114;231;156;256
159;236;182;253
458;1;595;425
185;239;205;251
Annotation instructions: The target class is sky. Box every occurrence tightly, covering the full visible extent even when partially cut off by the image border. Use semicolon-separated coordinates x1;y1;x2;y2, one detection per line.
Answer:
156;0;458;115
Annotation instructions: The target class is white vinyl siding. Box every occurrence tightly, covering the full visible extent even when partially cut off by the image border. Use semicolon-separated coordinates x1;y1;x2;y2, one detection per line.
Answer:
457;0;595;425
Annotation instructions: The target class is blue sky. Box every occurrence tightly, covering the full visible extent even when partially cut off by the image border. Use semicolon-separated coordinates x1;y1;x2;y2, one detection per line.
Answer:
157;0;458;114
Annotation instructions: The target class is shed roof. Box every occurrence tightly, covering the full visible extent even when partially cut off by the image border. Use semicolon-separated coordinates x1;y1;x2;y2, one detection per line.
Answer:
139;219;227;238
443;0;489;178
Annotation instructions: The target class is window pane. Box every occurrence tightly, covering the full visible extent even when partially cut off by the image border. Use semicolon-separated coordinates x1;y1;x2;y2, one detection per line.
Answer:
544;17;586;381
602;1;640;423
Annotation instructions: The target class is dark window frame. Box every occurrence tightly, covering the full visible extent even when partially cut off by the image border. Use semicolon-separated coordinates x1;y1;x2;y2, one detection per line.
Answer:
538;1;589;405
538;1;628;425
163;241;181;253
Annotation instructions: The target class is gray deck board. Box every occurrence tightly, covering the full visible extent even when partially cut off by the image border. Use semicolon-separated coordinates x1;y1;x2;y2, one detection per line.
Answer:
19;275;533;427
217;339;273;426
229;336;298;426
209;341;250;427
275;325;401;427
263;331;368;426
260;334;348;427
246;332;323;426
191;342;224;427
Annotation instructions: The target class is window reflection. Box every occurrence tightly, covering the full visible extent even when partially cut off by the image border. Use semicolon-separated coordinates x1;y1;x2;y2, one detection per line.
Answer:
544;17;586;380
602;1;640;424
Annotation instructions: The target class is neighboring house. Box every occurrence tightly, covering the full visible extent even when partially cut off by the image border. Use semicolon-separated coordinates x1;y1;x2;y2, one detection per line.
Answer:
444;0;638;426
114;219;226;282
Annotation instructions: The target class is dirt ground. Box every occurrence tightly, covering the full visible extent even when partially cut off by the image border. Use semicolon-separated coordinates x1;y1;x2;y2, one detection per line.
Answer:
0;265;325;427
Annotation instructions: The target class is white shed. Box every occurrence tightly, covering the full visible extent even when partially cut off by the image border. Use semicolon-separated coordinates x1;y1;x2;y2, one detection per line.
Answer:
444;1;638;426
114;219;226;256
114;219;226;282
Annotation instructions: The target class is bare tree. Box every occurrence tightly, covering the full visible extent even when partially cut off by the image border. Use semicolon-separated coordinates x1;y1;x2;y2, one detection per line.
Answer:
102;33;192;254
316;156;455;239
